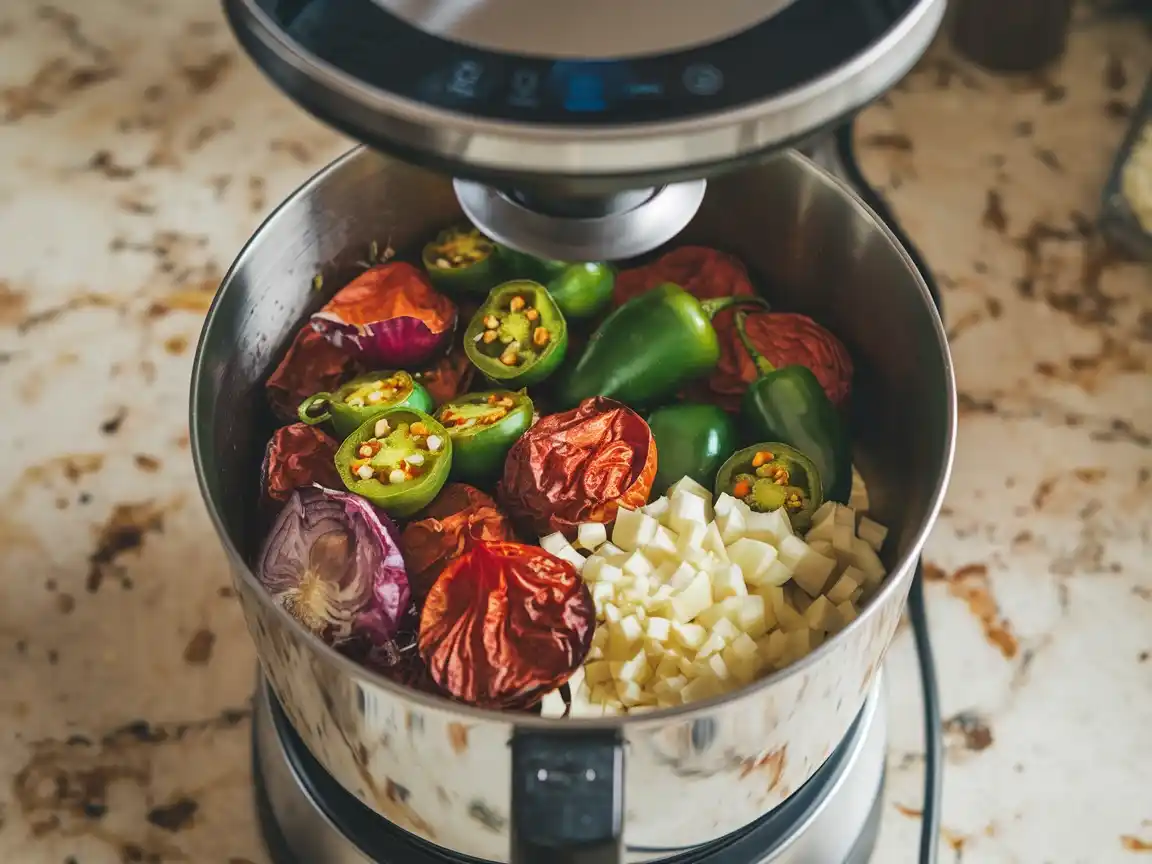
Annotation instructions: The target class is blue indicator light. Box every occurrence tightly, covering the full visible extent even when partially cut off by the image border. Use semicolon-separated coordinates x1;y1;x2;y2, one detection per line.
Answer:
627;82;664;97
564;72;607;112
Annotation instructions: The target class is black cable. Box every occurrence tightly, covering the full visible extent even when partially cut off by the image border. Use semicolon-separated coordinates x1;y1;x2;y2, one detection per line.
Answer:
833;120;944;864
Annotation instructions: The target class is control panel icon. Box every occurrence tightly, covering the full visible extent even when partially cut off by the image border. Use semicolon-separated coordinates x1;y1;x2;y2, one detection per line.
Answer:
682;63;724;96
447;61;483;98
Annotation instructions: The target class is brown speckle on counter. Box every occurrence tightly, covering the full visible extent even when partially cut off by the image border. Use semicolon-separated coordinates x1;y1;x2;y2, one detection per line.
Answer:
145;797;198;832
182;629;215;665
924;563;1018;659
982;189;1008;233
133;454;160;472
181;51;234;93
86;500;168;592
1121;835;1152;852
943;711;995;753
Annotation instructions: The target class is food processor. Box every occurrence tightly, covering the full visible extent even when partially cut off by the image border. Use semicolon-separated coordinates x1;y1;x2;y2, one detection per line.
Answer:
213;1;952;862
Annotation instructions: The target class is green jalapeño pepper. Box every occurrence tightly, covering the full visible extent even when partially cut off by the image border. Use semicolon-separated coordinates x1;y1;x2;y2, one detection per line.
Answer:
495;246;614;320
545;262;615;321
334;407;452;518
421;225;499;296
715;443;824;532
464;281;568;388
435;389;535;486
298;370;434;440
556;283;767;410
647;403;738;497
734;311;852;503
495;244;571;284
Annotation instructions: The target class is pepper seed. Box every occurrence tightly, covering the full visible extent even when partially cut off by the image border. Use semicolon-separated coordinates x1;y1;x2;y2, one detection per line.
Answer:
509;296;526;313
483;315;500;330
532;327;550;347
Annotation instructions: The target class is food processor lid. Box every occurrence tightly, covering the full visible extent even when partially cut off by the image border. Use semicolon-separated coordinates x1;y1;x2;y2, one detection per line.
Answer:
225;0;946;193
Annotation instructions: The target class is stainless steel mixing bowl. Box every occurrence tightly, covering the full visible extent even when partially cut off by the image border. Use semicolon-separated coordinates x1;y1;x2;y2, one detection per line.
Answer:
191;147;955;862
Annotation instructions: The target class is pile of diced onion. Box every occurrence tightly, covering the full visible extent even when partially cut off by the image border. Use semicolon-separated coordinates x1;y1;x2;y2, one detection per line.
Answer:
539;477;890;717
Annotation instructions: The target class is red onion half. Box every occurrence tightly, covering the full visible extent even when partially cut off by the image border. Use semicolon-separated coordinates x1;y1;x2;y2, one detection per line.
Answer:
257;485;411;649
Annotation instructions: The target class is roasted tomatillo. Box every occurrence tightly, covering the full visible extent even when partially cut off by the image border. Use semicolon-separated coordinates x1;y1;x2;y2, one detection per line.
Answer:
647;403;737;497
464;281;568;388
556;283;767;410
734;311;852;503
435;390;534;486
298;370;434;439
334;408;452;518
715;443;824;531
421;225;499;296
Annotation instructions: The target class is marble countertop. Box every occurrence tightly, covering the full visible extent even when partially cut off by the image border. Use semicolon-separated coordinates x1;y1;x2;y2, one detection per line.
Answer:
1;2;1149;862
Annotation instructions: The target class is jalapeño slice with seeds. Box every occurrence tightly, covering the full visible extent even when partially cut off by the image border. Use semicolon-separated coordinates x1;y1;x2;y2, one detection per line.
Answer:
464;281;568;388
298;370;434;440
436;390;535;486
334;407;452;518
421;225;499;296
715;443;824;532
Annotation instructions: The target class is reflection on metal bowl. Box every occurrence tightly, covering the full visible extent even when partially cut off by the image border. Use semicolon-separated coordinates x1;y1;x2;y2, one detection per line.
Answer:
190;147;954;862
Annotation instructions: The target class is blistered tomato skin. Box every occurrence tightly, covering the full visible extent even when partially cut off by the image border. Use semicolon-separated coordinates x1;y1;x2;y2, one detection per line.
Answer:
261;424;342;508
498;396;657;538
418;540;595;710
265;327;366;423
712;310;854;411
399;483;517;604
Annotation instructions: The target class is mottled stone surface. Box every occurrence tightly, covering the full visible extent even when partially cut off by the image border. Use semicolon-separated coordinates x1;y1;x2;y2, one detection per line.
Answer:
0;2;1149;862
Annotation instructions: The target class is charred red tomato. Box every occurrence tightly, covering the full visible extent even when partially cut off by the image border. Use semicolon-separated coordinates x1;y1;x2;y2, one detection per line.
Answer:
261;424;342;506
413;343;475;408
611;245;756;310
710;310;854;410
266;327;366;423
399;484;517;605
498;397;657;538
310;262;457;368
418;541;595;709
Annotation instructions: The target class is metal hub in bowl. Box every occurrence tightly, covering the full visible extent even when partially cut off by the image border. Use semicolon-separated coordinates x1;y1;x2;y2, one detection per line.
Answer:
252;674;889;864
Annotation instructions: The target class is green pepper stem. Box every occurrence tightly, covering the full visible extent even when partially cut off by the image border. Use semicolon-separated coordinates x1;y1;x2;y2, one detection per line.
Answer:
734;310;776;376
698;295;770;320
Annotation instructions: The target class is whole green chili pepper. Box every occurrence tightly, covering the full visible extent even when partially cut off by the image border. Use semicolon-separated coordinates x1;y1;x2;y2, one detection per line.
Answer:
647;403;737;497
495;244;570;284
463;281;568;388
435;389;535;486
734;310;852;503
334;407;452;518
544;262;615;321
497;245;615;322
555;283;767;410
298;370;434;440
714;442;824;532
421;225;499;296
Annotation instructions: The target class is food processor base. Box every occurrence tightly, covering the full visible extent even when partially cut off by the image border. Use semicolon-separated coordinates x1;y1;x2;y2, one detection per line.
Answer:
251;673;888;864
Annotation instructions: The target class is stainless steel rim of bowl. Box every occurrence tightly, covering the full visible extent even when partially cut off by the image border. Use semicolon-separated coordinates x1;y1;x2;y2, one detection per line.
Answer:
189;145;957;728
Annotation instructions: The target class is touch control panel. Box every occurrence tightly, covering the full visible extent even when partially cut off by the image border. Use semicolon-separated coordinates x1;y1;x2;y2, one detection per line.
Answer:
257;0;917;126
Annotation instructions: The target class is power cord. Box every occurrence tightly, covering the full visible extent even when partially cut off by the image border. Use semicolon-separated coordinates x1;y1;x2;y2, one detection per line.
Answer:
833;121;944;864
